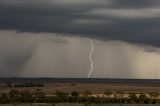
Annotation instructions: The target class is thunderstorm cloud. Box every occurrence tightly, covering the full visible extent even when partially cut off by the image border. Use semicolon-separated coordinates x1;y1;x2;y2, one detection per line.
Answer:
1;0;160;78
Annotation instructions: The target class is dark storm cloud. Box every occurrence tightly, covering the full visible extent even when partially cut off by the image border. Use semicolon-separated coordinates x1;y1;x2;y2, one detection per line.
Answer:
1;0;160;46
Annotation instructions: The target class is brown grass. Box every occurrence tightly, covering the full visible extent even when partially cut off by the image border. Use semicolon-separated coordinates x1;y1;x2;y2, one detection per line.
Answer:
0;82;160;95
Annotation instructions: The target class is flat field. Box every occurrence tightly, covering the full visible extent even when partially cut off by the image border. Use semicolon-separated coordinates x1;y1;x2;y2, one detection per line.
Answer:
0;82;160;95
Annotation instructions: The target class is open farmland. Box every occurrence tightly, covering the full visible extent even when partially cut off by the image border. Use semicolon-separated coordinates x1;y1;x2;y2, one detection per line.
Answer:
0;78;160;95
1;83;160;95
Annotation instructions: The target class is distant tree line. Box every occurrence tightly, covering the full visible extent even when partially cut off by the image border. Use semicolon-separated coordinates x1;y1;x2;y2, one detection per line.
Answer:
14;83;44;87
6;81;44;87
0;89;160;104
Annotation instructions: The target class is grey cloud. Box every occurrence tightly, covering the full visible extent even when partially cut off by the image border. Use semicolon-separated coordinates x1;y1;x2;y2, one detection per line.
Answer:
86;8;160;19
0;0;160;47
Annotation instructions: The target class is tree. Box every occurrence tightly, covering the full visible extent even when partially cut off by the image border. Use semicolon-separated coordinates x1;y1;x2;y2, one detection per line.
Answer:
20;90;32;103
9;90;19;97
128;93;138;103
116;90;124;104
71;91;79;97
104;89;112;103
55;90;67;102
9;90;20;103
55;90;67;98
139;93;150;104
82;90;92;103
33;89;45;103
71;91;79;103
149;92;159;104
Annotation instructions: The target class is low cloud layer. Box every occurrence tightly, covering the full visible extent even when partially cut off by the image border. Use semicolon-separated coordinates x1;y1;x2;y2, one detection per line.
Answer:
0;30;160;79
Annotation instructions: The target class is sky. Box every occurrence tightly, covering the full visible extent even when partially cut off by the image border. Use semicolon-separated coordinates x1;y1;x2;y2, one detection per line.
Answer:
1;0;160;78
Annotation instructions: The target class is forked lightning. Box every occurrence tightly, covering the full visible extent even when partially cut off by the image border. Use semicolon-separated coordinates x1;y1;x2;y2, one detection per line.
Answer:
88;39;94;78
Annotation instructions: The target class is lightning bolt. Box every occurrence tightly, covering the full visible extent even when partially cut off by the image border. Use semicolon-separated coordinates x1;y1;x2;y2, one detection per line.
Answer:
88;39;94;78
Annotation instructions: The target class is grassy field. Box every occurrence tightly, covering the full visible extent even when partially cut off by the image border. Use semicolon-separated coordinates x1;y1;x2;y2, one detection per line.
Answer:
1;82;160;95
0;104;160;106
